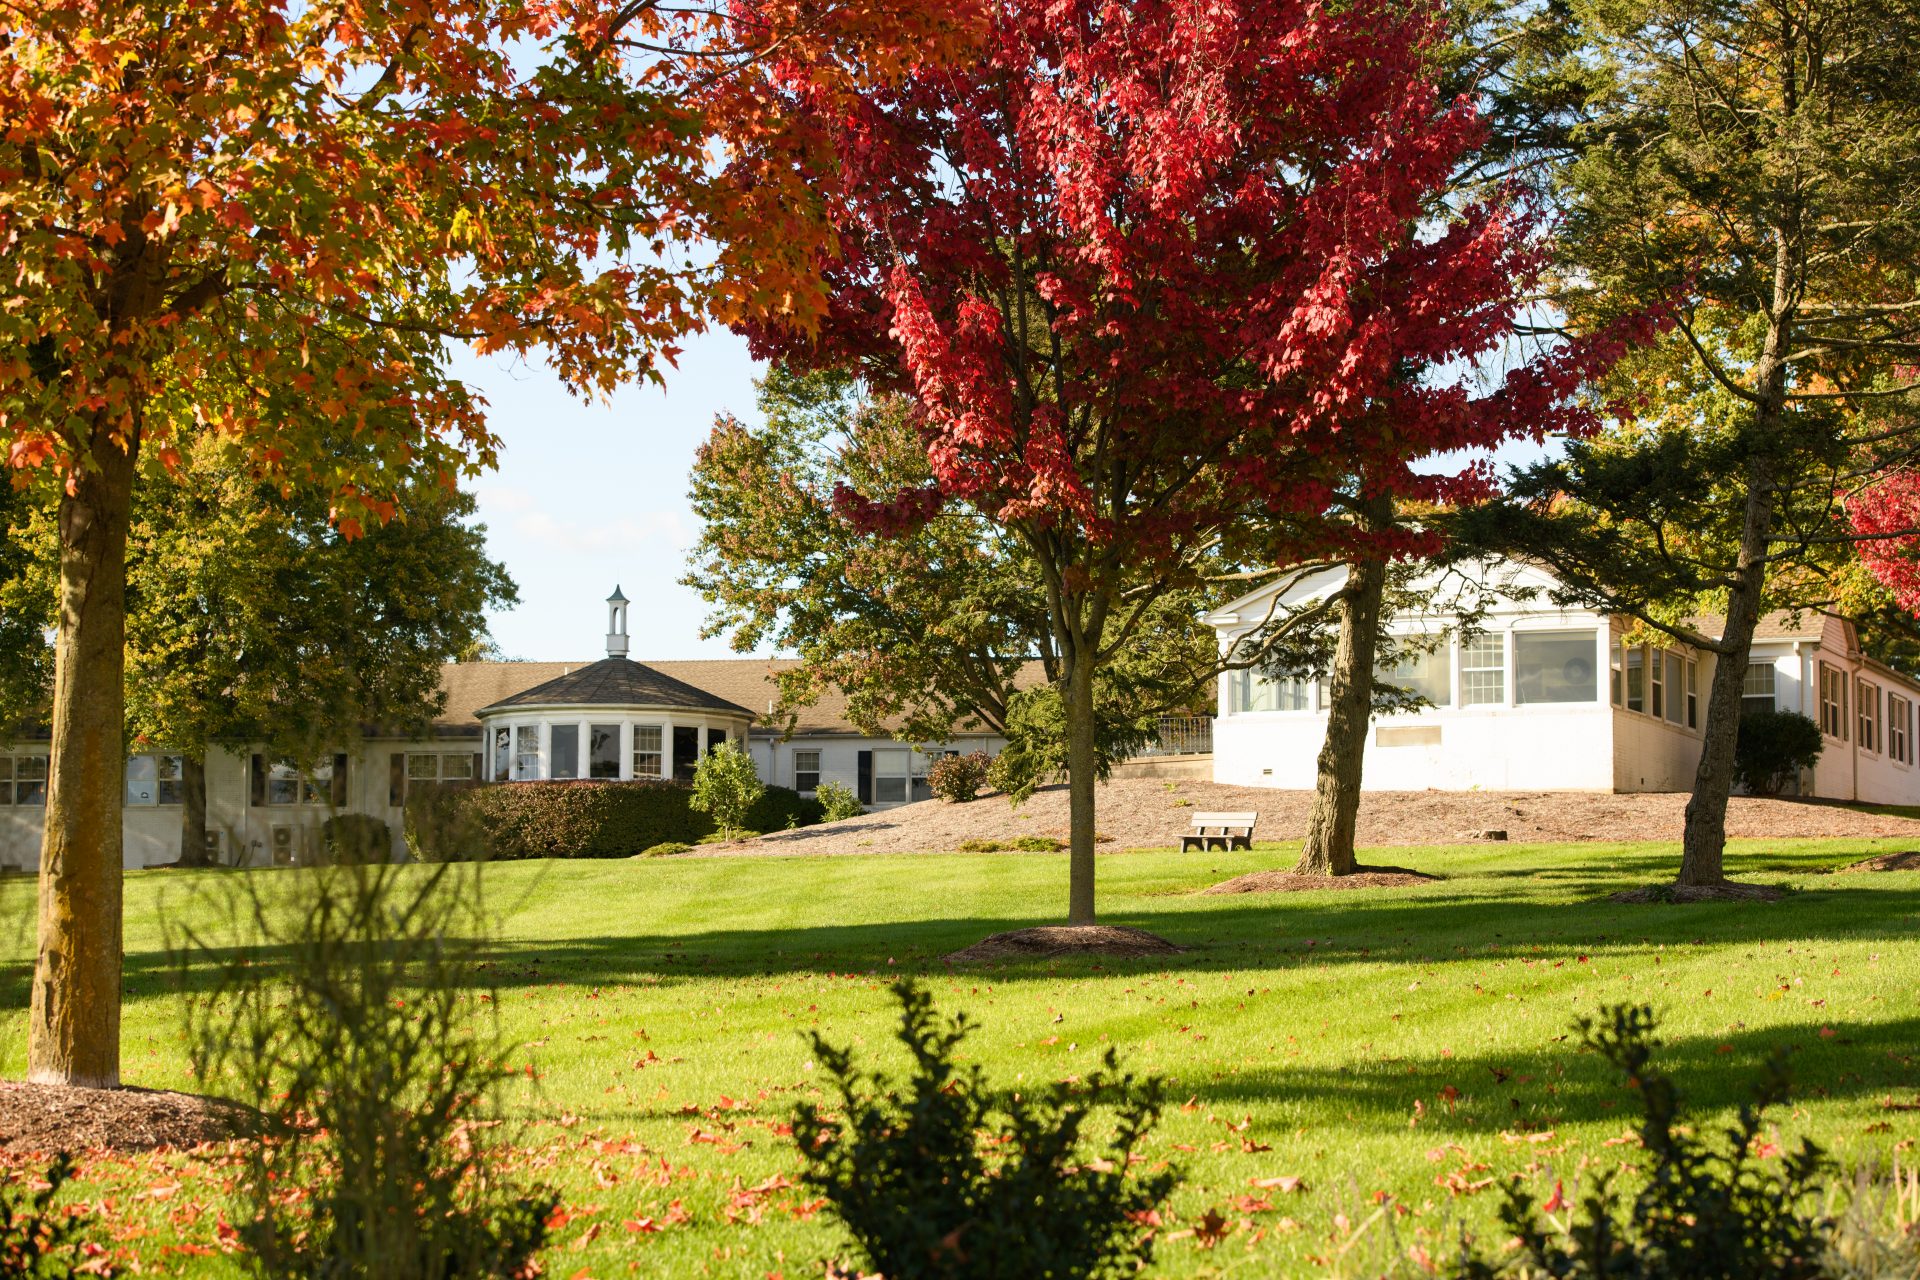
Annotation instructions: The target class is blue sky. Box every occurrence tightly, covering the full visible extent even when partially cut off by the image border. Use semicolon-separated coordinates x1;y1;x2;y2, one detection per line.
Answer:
453;326;768;663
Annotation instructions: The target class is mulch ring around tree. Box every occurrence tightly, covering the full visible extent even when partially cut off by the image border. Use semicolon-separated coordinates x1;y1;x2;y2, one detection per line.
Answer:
1833;850;1920;874
1608;881;1789;903
1201;866;1441;895
942;925;1185;965
0;1083;247;1156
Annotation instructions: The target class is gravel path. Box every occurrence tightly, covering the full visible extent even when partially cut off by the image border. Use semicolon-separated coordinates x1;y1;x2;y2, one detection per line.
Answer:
728;779;1920;857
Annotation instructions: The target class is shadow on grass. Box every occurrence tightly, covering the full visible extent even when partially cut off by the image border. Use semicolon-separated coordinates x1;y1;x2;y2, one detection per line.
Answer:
85;871;1920;1006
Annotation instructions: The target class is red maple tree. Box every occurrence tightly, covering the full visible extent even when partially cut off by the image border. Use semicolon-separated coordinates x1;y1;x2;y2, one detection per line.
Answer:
751;0;1624;925
0;0;980;1086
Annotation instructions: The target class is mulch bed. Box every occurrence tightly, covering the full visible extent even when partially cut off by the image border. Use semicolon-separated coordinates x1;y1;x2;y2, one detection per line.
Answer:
942;925;1184;965
1201;866;1441;895
1608;882;1789;903
1834;850;1920;873
0;1083;245;1156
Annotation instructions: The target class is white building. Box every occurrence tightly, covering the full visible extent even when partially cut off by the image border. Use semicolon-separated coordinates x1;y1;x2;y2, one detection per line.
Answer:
1208;561;1920;801
0;590;1003;871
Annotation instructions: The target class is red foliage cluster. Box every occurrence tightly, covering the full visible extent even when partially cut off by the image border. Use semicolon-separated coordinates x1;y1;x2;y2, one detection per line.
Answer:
752;0;1631;568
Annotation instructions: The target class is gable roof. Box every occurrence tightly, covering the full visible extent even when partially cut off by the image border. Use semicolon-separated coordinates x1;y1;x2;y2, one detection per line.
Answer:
474;657;753;718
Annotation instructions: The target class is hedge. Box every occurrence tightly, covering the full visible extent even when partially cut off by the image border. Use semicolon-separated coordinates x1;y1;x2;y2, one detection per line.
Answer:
405;780;822;861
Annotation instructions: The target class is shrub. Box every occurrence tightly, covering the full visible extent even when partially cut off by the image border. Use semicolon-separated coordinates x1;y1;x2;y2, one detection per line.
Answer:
177;862;553;1280
987;685;1157;804
957;838;1008;852
746;785;823;833
0;1153;91;1277
1011;834;1065;852
815;780;863;822
431;780;816;859
318;813;392;865
1734;709;1824;796
638;841;692;857
794;981;1176;1280
690;742;765;840
1458;1003;1829;1280
927;751;992;803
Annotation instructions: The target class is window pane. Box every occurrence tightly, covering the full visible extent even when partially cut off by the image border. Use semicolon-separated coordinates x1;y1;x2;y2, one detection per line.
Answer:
1460;634;1505;706
794;749;820;793
1664;653;1684;723
442;754;474;780
514;726;541;780
551;724;579;779
0;757;11;782
1514;630;1599;705
1376;640;1450;706
158;756;185;806
409;753;441;779
303;758;334;806
493;727;512;782
1625;646;1645;712
126;754;158;806
589;724;622;779
633;725;663;779
12;758;45;806
268;759;301;806
1610;639;1623;705
874;776;908;804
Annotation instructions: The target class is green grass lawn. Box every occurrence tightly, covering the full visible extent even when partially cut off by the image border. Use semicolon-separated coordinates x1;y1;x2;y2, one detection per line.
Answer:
3;835;1919;1277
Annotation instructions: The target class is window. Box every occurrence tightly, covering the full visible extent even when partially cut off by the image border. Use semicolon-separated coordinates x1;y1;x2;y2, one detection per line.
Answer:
1625;645;1645;712
1818;663;1848;739
1664;651;1685;725
0;754;48;806
590;724;621;779
1650;648;1666;719
259;757;337;807
302;757;335;805
1515;630;1600;705
1460;633;1505;706
707;727;730;754
1610;638;1624;706
403;752;477;800
265;758;302;806
1231;669;1312;712
550;724;580;779
514;726;541;780
1859;680;1880;753
1686;658;1699;729
794;749;821;794
632;725;663;779
1891;694;1912;765
125;754;184;806
1742;662;1776;714
872;748;911;805
492;726;511;782
1375;640;1451;707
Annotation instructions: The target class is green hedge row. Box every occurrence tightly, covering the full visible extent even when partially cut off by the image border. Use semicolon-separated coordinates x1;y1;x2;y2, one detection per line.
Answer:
405;780;822;861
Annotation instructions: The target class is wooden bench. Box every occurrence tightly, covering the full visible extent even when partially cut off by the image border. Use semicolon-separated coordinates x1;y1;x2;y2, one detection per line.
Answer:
1181;811;1257;852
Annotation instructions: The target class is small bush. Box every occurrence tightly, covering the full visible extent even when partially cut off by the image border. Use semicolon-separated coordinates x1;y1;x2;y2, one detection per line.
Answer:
319;813;392;865
815;780;863;822
0;1153;91;1277
1734;708;1824;796
957;838;1008;852
638;841;692;857
1011;834;1065;852
403;787;491;863
690;742;765;840
927;751;992;803
177;863;553;1280
794;981;1176;1279
1459;1003;1829;1279
745;786;823;833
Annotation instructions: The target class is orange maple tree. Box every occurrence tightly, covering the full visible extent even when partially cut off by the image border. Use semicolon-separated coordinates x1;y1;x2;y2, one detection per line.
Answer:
0;0;981;1087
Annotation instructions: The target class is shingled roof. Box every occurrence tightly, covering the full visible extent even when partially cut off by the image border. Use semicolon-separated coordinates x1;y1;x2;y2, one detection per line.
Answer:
474;657;753;718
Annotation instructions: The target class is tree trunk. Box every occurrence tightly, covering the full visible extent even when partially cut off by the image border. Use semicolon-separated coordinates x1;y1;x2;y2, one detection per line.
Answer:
31;427;140;1088
178;756;210;867
1064;646;1098;925
1678;455;1777;885
1297;550;1388;876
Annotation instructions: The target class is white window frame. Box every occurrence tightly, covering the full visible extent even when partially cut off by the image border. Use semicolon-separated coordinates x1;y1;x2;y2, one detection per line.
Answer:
632;724;664;780
589;724;623;780
1890;693;1912;765
871;748;913;806
513;725;542;780
1459;633;1505;706
1858;679;1880;754
1686;657;1699;729
1819;663;1848;740
1741;662;1776;715
793;749;821;794
125;753;185;807
0;753;49;807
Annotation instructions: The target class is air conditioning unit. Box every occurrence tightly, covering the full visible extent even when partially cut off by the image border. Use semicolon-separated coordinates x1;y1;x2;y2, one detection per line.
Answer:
271;825;298;866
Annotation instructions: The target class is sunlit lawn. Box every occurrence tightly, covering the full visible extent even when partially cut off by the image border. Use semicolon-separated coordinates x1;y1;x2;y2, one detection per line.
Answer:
3;832;1918;1277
